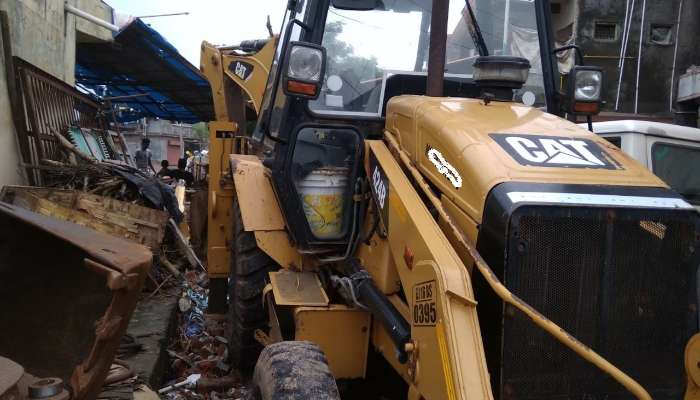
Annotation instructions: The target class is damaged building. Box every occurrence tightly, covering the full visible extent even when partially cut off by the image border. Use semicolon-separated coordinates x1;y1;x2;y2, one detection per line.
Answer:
0;0;114;186
551;0;700;126
1;3;213;397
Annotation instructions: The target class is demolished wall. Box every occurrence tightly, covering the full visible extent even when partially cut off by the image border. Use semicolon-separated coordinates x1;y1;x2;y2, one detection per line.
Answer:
0;0;113;187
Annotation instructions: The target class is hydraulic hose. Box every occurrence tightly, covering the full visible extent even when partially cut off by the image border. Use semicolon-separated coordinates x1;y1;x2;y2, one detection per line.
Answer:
345;258;411;363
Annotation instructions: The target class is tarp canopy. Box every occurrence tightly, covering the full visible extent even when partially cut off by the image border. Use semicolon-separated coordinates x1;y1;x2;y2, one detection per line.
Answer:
76;19;214;123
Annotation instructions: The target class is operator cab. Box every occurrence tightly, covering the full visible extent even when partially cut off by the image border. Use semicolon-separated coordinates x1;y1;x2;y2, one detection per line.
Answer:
307;0;545;117
252;0;600;250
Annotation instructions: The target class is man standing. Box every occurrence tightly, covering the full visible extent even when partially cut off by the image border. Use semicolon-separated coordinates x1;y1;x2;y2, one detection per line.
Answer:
135;138;156;174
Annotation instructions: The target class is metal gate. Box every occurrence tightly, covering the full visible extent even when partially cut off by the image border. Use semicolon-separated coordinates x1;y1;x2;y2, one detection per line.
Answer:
12;57;106;185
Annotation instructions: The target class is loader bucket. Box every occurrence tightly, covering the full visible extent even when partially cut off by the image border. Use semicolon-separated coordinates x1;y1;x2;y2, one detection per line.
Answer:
0;202;151;400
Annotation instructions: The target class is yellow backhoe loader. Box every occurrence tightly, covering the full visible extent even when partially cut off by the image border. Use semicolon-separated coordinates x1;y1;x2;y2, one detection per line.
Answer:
200;1;700;399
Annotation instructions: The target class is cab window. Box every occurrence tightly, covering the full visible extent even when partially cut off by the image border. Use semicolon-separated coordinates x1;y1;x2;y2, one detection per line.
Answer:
651;142;700;205
603;136;622;148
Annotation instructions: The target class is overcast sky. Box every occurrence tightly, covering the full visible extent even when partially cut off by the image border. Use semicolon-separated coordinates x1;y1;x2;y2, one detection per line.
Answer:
105;1;473;71
106;0;288;66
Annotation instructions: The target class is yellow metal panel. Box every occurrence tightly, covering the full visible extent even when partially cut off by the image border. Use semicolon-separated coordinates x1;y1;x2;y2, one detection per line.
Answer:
207;246;229;278
200;42;230;121
366;140;493;400
686;334;700;400
229;155;299;269
295;306;370;379
254;230;301;269
221;37;277;114
385;96;668;223
356;212;401;294
439;195;479;272
230;155;286;231
206;121;237;278
371;315;410;381
269;270;329;306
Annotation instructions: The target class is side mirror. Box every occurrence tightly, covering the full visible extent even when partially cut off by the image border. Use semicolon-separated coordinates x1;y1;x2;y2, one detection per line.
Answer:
282;42;326;100
566;65;603;116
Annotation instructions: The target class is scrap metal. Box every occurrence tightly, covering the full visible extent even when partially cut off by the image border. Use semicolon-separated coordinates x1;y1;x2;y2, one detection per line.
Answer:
0;202;152;400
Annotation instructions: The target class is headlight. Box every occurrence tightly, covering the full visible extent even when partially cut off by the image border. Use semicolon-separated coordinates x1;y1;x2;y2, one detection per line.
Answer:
283;42;326;99
288;45;323;82
575;70;602;101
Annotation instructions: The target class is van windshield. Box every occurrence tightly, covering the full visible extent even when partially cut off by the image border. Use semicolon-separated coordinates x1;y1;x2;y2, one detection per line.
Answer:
652;143;700;205
309;0;545;116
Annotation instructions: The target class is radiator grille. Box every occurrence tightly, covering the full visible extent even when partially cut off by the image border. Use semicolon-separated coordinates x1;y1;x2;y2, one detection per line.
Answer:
501;207;699;400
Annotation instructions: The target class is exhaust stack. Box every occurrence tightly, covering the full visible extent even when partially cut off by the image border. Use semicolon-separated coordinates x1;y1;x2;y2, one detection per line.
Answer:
426;0;449;97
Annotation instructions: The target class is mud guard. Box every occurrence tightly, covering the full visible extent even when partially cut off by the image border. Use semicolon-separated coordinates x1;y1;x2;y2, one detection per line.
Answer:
229;154;300;269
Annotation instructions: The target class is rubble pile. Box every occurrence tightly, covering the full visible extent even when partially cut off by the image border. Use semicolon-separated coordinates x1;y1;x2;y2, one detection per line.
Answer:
36;128;184;222
161;271;251;400
40;159;184;222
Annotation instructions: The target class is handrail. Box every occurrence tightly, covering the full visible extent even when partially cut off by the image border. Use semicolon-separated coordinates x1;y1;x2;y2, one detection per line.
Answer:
383;131;652;400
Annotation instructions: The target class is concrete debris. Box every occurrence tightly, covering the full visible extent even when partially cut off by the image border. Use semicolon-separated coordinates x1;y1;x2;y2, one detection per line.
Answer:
133;385;161;400
161;271;252;400
169;219;206;271
29;151;184;223
104;361;135;386
159;374;201;394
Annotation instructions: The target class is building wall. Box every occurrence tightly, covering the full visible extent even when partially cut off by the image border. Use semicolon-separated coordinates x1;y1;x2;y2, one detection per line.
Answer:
123;118;196;170
0;0;112;186
574;0;700;118
124;134;184;171
146;119;195;139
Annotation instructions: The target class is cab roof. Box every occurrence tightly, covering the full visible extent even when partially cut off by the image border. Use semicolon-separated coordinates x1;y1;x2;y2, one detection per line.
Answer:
587;120;700;142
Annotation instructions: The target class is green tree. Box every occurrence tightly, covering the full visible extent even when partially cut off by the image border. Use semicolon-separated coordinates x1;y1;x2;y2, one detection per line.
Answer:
322;21;380;82
192;122;208;142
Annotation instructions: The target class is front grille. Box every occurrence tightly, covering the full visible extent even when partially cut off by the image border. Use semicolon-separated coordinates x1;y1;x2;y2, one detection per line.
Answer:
500;206;699;400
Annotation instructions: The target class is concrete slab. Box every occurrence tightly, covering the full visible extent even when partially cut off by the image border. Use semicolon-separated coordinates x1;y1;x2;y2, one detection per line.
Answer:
121;288;179;389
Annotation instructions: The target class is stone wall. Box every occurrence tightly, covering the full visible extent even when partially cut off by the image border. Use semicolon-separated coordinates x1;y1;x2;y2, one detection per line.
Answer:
572;0;700;117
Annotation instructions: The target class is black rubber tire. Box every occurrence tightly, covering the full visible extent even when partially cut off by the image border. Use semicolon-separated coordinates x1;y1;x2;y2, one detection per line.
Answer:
207;277;228;314
228;194;278;371
252;341;340;400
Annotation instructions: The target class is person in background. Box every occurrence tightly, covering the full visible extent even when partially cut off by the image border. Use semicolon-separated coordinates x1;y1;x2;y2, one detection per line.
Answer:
135;138;156;175
175;158;195;186
159;158;194;186
185;150;194;172
157;159;170;177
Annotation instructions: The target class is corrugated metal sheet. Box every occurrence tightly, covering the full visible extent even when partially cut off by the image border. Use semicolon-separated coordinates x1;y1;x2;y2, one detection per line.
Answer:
76;19;214;123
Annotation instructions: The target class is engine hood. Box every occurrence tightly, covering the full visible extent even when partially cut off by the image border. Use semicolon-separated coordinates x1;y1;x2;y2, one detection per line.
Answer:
385;96;667;223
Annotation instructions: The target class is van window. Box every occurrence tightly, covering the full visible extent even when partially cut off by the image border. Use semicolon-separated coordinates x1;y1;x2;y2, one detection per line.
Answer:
603;136;622;148
651;143;700;205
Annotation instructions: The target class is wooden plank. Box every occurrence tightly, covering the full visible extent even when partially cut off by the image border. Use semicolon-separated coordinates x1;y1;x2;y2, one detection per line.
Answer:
2;187;168;249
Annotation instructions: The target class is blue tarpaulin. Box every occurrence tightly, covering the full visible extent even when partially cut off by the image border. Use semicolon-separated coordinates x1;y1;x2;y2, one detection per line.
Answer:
76;19;214;123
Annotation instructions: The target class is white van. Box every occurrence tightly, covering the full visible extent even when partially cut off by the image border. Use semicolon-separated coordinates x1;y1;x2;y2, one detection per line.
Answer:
586;120;700;207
